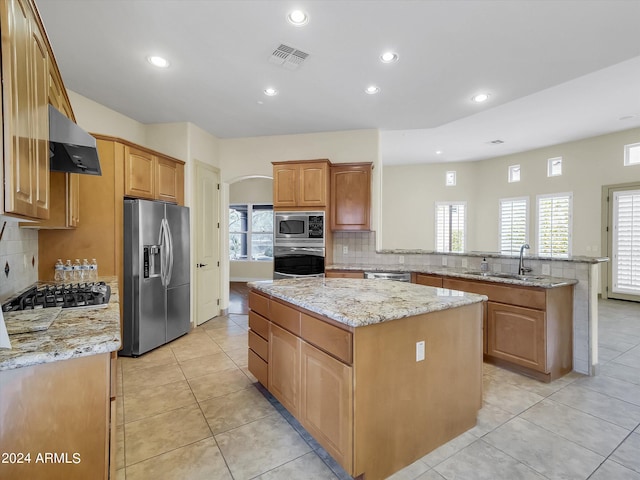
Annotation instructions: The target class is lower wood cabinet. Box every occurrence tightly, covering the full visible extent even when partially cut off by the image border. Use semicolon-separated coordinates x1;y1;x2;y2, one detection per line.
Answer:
299;341;353;472
0;353;114;479
268;323;301;417
487;302;546;371
414;273;443;287
442;276;573;382
325;270;364;279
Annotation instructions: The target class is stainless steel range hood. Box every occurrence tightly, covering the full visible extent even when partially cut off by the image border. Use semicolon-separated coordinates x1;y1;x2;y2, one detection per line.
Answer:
49;105;102;176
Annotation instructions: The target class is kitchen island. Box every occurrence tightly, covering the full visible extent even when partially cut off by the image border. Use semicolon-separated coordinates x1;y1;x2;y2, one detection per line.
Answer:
247;278;486;480
0;277;121;480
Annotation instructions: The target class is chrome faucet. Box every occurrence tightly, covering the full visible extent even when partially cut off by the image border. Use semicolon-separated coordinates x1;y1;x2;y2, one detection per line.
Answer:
518;244;531;275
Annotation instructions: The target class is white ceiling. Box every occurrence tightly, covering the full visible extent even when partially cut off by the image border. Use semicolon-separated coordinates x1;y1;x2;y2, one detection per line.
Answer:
36;0;640;165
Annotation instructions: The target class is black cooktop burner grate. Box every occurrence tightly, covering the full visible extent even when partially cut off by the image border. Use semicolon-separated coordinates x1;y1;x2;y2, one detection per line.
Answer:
2;282;111;312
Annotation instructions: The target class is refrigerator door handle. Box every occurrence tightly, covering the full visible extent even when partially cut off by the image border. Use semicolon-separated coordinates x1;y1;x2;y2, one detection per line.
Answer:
165;218;174;285
158;218;168;286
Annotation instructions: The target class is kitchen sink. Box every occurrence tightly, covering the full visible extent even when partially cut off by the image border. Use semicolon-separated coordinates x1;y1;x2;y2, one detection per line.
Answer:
489;273;546;281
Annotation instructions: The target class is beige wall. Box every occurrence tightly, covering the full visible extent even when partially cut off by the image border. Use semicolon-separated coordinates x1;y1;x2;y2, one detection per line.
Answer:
382;127;640;256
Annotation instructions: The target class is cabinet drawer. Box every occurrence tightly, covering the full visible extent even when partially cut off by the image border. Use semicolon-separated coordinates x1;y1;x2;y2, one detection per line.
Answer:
249;311;270;340
249;330;269;362
443;278;545;310
415;274;443;288
301;313;353;365
248;349;268;388
249;291;270;318
270;300;301;336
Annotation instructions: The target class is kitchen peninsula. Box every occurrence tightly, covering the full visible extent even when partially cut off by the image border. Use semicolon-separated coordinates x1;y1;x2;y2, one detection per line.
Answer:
0;277;121;480
247;278;486;480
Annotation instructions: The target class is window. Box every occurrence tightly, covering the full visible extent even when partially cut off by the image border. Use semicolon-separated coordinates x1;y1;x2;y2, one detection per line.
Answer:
624;143;640;166
612;189;640;295
548;157;563;176
537;193;572;257
499;197;528;255
445;171;456;186
435;202;466;252
508;165;521;183
229;204;273;261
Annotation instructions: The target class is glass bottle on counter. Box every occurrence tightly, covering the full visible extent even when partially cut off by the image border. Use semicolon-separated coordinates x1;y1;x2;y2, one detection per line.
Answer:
54;259;65;282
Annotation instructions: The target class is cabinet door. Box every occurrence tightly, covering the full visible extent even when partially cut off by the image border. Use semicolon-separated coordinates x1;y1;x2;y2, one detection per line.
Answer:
325;270;364;279
487;302;546;372
298;162;327;207
68;173;80;226
124;147;155;199
330;164;371;231
269;323;300;416
156;156;183;204
300;341;353;474
273;164;298;207
2;0;47;218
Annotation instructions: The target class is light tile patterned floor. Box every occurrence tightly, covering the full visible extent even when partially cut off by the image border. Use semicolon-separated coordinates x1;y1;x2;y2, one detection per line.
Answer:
115;299;640;479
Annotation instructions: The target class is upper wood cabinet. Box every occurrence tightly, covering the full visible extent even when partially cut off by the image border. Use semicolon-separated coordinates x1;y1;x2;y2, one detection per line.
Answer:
22;68;79;229
330;163;372;231
273;160;330;209
1;0;50;220
125;146;185;204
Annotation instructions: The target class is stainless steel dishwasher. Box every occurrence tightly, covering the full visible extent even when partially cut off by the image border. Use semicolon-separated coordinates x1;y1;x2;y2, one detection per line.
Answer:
364;271;411;282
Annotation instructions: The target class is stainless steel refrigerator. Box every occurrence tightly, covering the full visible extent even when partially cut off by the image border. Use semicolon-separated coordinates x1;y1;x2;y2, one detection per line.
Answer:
121;199;190;356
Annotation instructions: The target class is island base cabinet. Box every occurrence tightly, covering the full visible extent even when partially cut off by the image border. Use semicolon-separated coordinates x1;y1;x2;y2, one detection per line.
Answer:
0;353;111;480
299;342;353;474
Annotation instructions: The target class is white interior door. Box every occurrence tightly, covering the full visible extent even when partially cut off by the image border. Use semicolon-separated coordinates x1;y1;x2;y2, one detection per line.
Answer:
611;188;640;300
195;161;221;324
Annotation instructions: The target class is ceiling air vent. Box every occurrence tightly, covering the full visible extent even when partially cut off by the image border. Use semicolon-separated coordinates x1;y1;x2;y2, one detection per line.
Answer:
269;44;309;70
489;139;505;144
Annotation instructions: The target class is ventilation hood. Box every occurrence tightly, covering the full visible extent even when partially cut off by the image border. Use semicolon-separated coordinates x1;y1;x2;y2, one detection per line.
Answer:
49;105;102;176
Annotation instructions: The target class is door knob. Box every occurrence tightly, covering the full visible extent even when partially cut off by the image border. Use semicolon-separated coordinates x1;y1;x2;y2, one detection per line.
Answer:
197;263;208;268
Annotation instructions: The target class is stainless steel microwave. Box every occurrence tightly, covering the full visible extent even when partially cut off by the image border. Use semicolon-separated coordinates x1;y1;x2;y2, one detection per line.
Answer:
274;211;325;246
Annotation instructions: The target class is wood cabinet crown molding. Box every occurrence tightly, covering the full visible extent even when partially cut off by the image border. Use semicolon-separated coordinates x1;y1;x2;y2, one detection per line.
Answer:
91;133;185;165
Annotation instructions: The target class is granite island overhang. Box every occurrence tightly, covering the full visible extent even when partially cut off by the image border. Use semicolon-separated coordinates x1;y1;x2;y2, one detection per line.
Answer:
247;278;487;480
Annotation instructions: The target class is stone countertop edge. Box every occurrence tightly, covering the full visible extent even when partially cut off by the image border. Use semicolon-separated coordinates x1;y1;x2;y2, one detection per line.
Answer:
326;265;578;288
0;276;122;371
248;278;487;328
375;250;609;264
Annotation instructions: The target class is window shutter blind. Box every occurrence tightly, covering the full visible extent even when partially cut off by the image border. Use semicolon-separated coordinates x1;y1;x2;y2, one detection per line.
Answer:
435;203;465;252
500;198;528;255
613;190;640;294
537;194;571;257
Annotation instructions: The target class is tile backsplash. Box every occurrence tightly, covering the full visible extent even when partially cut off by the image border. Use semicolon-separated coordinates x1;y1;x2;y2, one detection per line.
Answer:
0;217;38;302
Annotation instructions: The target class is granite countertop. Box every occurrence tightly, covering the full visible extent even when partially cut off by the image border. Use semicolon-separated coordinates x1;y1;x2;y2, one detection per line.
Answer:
248;278;487;328
375;250;609;264
0;277;121;371
326;264;578;288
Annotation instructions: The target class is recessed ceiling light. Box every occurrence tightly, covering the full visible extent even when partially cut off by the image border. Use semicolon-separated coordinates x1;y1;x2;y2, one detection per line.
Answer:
489;139;504;144
264;87;278;96
147;56;169;68
380;51;398;63
436;150;443;155
365;85;380;95
472;93;490;103
287;10;308;26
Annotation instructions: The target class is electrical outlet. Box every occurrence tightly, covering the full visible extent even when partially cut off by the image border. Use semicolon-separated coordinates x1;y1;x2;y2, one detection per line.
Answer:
398;255;404;264
542;264;551;275
461;258;468;268
416;341;425;362
441;257;447;266
343;246;348;255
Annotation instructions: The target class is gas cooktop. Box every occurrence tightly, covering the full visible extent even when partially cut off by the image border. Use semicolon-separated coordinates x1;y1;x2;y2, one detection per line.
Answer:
1;282;111;312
